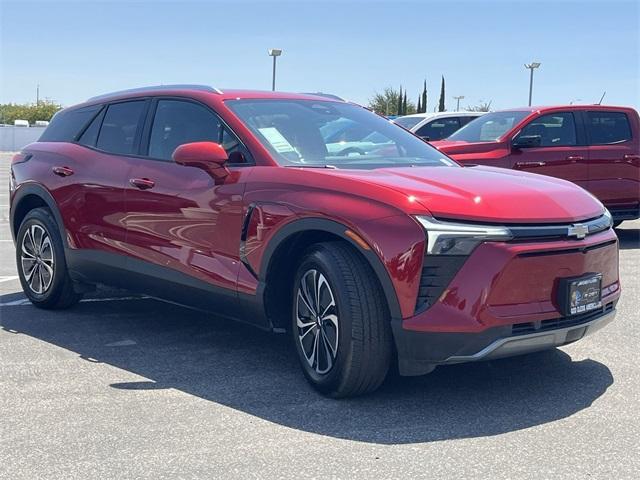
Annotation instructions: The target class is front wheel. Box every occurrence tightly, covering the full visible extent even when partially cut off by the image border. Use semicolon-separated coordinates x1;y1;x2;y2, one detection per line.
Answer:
291;242;392;398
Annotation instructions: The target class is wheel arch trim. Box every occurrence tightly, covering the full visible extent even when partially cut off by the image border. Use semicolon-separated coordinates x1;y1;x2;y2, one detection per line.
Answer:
10;184;69;247
258;217;402;320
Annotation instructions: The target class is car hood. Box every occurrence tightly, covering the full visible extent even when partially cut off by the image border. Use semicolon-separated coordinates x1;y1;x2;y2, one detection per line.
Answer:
327;165;604;223
430;139;502;155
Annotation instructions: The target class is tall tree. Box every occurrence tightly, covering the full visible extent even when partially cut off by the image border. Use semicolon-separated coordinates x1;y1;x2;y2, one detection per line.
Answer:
402;91;407;115
397;86;403;115
417;96;421;114
438;76;446;112
421;80;427;113
367;87;416;115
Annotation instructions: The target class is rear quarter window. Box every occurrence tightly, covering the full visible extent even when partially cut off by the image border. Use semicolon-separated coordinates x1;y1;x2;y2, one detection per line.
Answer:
587;111;632;144
39;105;102;142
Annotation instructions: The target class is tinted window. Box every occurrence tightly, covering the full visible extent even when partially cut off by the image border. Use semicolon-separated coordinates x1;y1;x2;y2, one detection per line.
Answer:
459;115;479;126
148;100;223;160
517;112;577;147
448;111;530;142
227;99;457;169
39;105;102;142
394;116;424;129
77;108;104;146
587;111;632;144
96;101;145;155
416;118;461;140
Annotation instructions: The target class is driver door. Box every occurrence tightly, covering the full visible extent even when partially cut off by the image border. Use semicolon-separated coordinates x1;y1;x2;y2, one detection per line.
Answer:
123;98;252;310
509;111;589;189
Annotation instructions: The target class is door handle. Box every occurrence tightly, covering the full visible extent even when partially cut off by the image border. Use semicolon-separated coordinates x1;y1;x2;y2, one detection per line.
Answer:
623;154;640;162
52;166;74;177
129;178;155;190
515;161;546;168
566;155;584;163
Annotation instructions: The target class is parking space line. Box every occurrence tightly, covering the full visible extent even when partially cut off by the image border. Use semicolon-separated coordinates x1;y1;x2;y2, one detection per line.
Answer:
0;276;19;283
0;295;150;307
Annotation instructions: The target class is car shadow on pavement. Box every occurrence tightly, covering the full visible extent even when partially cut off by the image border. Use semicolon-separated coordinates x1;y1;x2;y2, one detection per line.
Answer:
615;227;639;250
1;293;614;445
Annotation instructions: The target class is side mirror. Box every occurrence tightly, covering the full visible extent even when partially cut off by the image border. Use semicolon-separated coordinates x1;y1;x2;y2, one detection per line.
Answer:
172;142;230;181
512;135;541;149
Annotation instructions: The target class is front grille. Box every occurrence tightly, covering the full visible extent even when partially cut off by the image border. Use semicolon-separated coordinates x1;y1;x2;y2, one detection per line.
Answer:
415;255;467;313
511;302;614;335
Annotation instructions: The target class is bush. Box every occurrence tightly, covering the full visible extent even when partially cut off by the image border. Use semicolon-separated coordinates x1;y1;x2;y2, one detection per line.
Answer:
0;100;63;125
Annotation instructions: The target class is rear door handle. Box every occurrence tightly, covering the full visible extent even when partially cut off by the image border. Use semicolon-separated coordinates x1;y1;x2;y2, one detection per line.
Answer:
566;155;584;163
129;178;155;190
52;166;74;177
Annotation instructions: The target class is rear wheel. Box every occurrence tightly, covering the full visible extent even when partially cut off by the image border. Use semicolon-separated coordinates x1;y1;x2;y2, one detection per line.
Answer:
16;208;82;309
291;242;392;398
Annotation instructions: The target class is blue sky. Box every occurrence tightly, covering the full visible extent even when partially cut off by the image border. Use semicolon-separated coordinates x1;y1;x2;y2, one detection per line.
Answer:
1;0;638;110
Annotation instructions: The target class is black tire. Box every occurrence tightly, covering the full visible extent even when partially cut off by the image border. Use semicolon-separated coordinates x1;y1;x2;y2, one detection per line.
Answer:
291;241;392;398
15;207;82;309
613;220;623;228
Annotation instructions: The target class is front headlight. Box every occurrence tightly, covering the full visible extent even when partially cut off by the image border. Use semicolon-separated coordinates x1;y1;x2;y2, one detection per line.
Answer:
415;216;513;255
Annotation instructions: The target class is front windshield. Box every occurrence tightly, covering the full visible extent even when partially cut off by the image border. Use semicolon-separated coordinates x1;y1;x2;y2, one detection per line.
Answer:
226;99;457;169
393;116;424;129
447;110;531;142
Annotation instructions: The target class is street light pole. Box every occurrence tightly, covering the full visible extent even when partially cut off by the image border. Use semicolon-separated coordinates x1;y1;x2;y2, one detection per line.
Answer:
453;95;464;111
268;49;282;91
524;62;541;106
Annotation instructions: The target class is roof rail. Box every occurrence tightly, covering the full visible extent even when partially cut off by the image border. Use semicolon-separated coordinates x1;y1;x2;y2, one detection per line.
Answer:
301;92;345;101
87;84;222;102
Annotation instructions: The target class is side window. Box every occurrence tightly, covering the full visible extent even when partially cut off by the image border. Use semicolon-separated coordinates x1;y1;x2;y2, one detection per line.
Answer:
148;100;222;161
221;127;252;163
39;104;102;142
587;111;632;145
77;107;104;147
96;101;146;155
518;112;577;147
415;118;461;140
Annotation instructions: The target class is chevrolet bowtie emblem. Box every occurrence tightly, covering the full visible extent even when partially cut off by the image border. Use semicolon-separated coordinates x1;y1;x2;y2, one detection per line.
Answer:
568;223;589;239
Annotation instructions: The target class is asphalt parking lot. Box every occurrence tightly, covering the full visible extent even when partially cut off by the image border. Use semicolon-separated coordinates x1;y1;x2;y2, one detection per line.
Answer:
0;152;638;479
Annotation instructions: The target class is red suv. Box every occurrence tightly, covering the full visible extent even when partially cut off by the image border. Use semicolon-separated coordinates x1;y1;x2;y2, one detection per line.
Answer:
431;105;640;226
9;86;620;397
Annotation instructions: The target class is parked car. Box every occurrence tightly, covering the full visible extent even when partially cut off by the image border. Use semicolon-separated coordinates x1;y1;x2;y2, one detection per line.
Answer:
431;105;640;226
394;112;485;141
10;86;619;397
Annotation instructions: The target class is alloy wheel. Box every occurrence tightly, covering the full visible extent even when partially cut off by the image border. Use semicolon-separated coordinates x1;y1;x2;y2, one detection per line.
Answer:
20;224;55;295
296;269;339;375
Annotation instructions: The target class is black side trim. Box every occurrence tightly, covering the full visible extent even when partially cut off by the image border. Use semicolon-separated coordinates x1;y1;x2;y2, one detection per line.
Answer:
258;217;402;320
65;249;270;330
9;183;68;245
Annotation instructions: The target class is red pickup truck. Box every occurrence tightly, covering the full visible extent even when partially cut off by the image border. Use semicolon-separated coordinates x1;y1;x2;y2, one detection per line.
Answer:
431;105;640;226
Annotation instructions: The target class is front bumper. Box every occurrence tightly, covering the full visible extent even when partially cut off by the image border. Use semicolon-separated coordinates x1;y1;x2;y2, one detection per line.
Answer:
393;304;616;376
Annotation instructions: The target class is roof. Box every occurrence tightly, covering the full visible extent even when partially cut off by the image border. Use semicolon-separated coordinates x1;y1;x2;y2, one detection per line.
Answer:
499;104;637;113
85;85;347;105
397;111;485;119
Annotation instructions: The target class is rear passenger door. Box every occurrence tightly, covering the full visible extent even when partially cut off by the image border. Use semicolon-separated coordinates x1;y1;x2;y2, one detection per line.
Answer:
584;110;640;210
123;98;252;302
509;112;589;189
67;99;148;256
